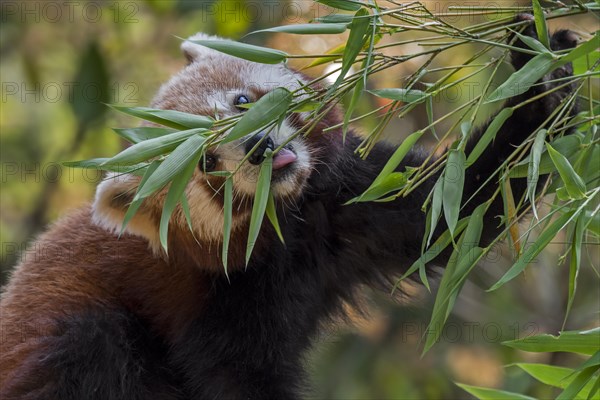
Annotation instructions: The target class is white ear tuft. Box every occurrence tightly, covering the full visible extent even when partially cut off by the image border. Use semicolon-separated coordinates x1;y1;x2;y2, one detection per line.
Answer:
92;172;161;252
181;32;230;64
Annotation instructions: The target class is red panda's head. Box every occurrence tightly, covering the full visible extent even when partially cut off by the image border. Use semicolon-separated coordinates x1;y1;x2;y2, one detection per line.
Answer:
91;33;343;267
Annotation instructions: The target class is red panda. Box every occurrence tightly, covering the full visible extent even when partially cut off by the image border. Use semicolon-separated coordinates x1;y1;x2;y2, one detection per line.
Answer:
0;19;578;400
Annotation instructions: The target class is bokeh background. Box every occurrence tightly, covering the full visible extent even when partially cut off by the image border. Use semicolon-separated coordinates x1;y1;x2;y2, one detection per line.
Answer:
1;1;598;398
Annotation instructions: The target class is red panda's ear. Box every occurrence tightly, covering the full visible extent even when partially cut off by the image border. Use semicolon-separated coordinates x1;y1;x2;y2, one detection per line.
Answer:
181;33;228;65
92;173;161;252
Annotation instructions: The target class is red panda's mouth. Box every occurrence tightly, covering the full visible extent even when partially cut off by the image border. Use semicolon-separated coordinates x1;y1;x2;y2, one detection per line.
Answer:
272;148;297;170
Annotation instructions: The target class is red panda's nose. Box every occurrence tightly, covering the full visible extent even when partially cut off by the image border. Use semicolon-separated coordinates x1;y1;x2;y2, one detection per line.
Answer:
246;134;275;165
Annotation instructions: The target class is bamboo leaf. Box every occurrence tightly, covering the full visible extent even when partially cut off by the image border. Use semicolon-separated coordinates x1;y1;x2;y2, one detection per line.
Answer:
443;149;466;236
397;218;469;285
560;31;600;64
134;134;206;201
343;57;371;140
246;150;273;265
314;14;355;24
331;8;371;91
547;143;587;200
428;176;444;247
113;127;175;144
103;128;208;167
63;158;149;175
369;88;428;104
456;203;485;263
224;88;292;143
515;363;578;389
266;191;284;244
159;153;200;252
510;133;583;178
565;215;585;326
249;23;348;36
485;53;555;103
315;0;362;11
511;29;553;54
489;210;575;291
347;172;409;203
527;129;547;219
181;193;194;234
186;39;288;64
557;367;599;400
109;105;214;130
502;328;600;355
374;130;425;187
456;383;537;400
532;0;550;49
222;178;233;276
120;160;161;235
502;176;521;255
466;108;514;166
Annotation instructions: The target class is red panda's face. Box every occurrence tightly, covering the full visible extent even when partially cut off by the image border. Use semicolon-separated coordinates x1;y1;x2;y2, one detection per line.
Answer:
92;34;326;253
151;34;314;201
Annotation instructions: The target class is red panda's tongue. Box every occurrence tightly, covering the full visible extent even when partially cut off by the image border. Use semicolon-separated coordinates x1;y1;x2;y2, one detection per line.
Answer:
272;148;298;170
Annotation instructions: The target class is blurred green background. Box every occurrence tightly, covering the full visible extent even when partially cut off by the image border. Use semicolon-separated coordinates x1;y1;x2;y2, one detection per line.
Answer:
1;1;598;399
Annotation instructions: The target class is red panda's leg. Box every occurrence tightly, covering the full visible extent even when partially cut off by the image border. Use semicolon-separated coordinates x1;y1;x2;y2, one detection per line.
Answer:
1;309;182;400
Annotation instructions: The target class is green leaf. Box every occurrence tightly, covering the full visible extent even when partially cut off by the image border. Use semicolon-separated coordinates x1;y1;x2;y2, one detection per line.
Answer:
103;128;208;167
547;143;587;200
109;105;214;130
397;218;469;285
489;210;575;291
181;194;194;234
560;32;600;64
249;23;348;35
510;133;583;178
532;0;550;49
456;203;485;263
374;130;425;186
314;14;355;24
566;214;587;324
134;134;206;201
456;383;537;400
443;149;466;236
63;158;149;175
428;176;444;247
331;8;371;91
502;329;600;355
348;172;409;203
515;363;582;390
527;129;547;219
246;150;273;265
369;88;428;104
557;367;599;400
466;108;514;166
186;38;288;64
423;209;484;354
485;53;555;103
343;57;371;140
315;0;362;11
512;29;553;54
113;127;175;144
266;191;284;244
222;178;233;276
120;160;161;234
159;153;200;252
515;360;600;399
224;88;292;143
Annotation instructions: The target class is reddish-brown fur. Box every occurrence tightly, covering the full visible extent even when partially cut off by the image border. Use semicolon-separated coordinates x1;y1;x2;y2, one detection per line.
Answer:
0;207;217;384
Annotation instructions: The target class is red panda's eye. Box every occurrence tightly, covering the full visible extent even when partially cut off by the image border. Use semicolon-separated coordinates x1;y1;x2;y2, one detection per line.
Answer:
200;154;217;172
234;95;250;111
